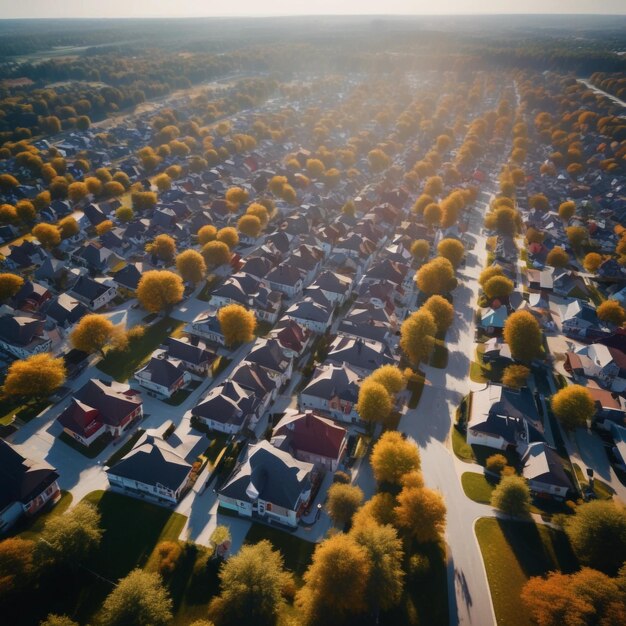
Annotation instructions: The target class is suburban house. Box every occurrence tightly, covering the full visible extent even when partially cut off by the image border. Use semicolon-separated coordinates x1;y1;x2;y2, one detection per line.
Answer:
244;338;293;387
191;380;262;434
13;280;52;312
187;311;225;346
299;362;363;423
230;361;278;411
57;379;143;447
164;337;216;375
0;313;52;359
285;298;333;334
112;262;148;296
310;270;353;306
69;275;118;311
327;334;395;375
266;263;305;297
134;354;191;399
466;384;543;451
586;386;626;428
520;442;573;499
106;431;193;505
45;293;88;329
271;409;348;472
269;317;311;359
218;440;314;528
565;343;626;392
560;299;604;339
0;439;60;533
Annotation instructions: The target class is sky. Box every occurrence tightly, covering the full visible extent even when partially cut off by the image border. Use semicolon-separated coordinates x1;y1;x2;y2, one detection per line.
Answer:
2;0;626;19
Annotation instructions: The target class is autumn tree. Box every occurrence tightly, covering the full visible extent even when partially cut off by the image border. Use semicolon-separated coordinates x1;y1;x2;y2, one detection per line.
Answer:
246;202;270;227
209;541;290;626
100;569;173;626
95;220;114;236
175;250;207;285
437;238;465;268
501;364;530;389
71;314;127;356
369;365;406;395
68;181;89;204
565;500;626;574
423;202;442;228
326;483;364;527
546;246;569;268
237;214;262;238
394;486;446;543
115;206;134;222
371;431;420;484
582;252;603;273
411;239;429;262
0;537;34;597
40;615;79;626
416;256;456;295
558;200;576;221
58;216;80;239
597;300;626;326
32;223;61;249
198;224;217;244
352;493;397;529
484;275;514;300
154;173;172;192
551;384;595;430
423;294;454;335
37;503;102;569
356;379;392;425
521;568;626;626
306;158;325;178
0;203;17;223
217;304;256;347
202;240;232;269
3;353;66;398
0;273;24;301
137;270;184;313
341;199;356;217
491;475;531;517
485;454;509;476
296;534;371;625
567;226;588;251
478;265;504;287
367;148;390;172
503;310;543;362
147;234;176;262
400;308;436;365
225;186;249;208
216;227;239;249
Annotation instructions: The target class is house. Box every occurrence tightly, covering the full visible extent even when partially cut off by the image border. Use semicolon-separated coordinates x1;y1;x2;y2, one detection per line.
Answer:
57;379;143;447
218;440;314;528
466;384;543;451
230;361;278;410
45;293;88;329
310;270;354;306
587;386;626;428
269;318;311;359
244;338;293;387
0;313;52;359
0;440;60;534
134;355;191;399
266;263;304;297
71;241;121;273
191;380;261;434
560;299;603;339
482;337;513;364
327;334;395;375
495;236;518;263
69;275;117;311
164;337;216;375
565;343;625;391
271;409;348;472
299;362;363;423
13;280;52;312
520;442;573;499
285;298;333;334
106;431;193;505
527;268;554;291
187;312;225;346
479;305;509;334
112;262;148;295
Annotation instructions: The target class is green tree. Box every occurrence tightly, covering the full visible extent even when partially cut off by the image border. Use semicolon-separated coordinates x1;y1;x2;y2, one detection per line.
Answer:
490;475;531;517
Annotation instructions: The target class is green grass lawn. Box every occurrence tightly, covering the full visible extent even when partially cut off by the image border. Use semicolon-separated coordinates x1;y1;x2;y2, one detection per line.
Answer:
475;517;578;626
14;491;73;540
462;472;496;502
451;426;476;462
97;316;185;381
469;346;506;384
0;397;50;426
573;463;615;500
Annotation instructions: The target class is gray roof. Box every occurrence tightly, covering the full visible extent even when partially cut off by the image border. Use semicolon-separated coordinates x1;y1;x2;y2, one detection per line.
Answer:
220;440;313;510
245;338;291;374
301;362;362;403
327;334;395;373
192;380;260;425
521;442;573;489
136;356;186;388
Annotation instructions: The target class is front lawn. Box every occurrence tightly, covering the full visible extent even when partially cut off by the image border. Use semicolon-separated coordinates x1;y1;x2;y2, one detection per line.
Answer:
452;427;475;462
469;345;506;384
0;397;50;426
475;518;578;626
461;472;496;503
97;316;185;381
573;463;615;500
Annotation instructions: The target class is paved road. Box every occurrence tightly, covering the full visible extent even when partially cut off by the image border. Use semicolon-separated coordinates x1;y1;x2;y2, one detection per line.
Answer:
399;194;498;626
578;79;626;113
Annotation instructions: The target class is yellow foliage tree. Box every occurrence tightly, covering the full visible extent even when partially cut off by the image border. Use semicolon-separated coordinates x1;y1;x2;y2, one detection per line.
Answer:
217;304;256;347
3;353;66;398
137;270;184;313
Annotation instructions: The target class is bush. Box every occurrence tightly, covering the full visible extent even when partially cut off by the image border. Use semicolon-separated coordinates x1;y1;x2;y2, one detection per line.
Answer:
409;554;431;580
155;541;183;575
485;454;508;476
334;471;351;484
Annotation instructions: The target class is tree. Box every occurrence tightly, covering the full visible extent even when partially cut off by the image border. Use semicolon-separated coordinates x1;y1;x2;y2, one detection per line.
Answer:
100;569;172;626
70;314;124;356
394;486;446;543
115;206;134;222
306;158;325;177
209;540;290;626
202;241;231;269
411;239;429;262
551;384;595;430
0;203;17;223
216;227;239;249
558;200;576;221
326;483;364;527
0;272;24;301
437;238;465;268
479;265;504;287
95;220;114;236
503;310;543;362
137;270;184;313
423;295;454;335
217;304;256;347
483;275;514;300
32;223;61;249
350;520;404;612
225;186;249;208
58;216;79;239
371;431;420;484
147;234;176;262
352;493;397;529
176;250;207;285
521;568;626;626
400;309;436;365
341;199;356;217
198;224;217;245
546;246;569;268
103;181;125;198
0;537;34;596
154;173;172;192
567;226;588;251
154;541;183;576
597;300;626;326
565;500;626;574
37;502;102;569
367;148;390;172
3;353;66;398
485;454;509;476
68;181;89;203
370;365;406;395
423;202;442;228
296;534;371;624
356;379;392;425
416;256;456;295
582;252;603;273
490;475;531;517
501;364;530;389
131;191;157;212
40;616;79;626
237;214;262;238
246;203;270;226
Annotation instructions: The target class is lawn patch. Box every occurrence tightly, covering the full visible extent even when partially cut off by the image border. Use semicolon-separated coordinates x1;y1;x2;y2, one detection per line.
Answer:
475;517;578;626
573;463;615;500
97;316;185;381
469;345;505;384
462;472;496;503
14;491;73;540
452;427;476;462
0;397;50;426
211;356;232;377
